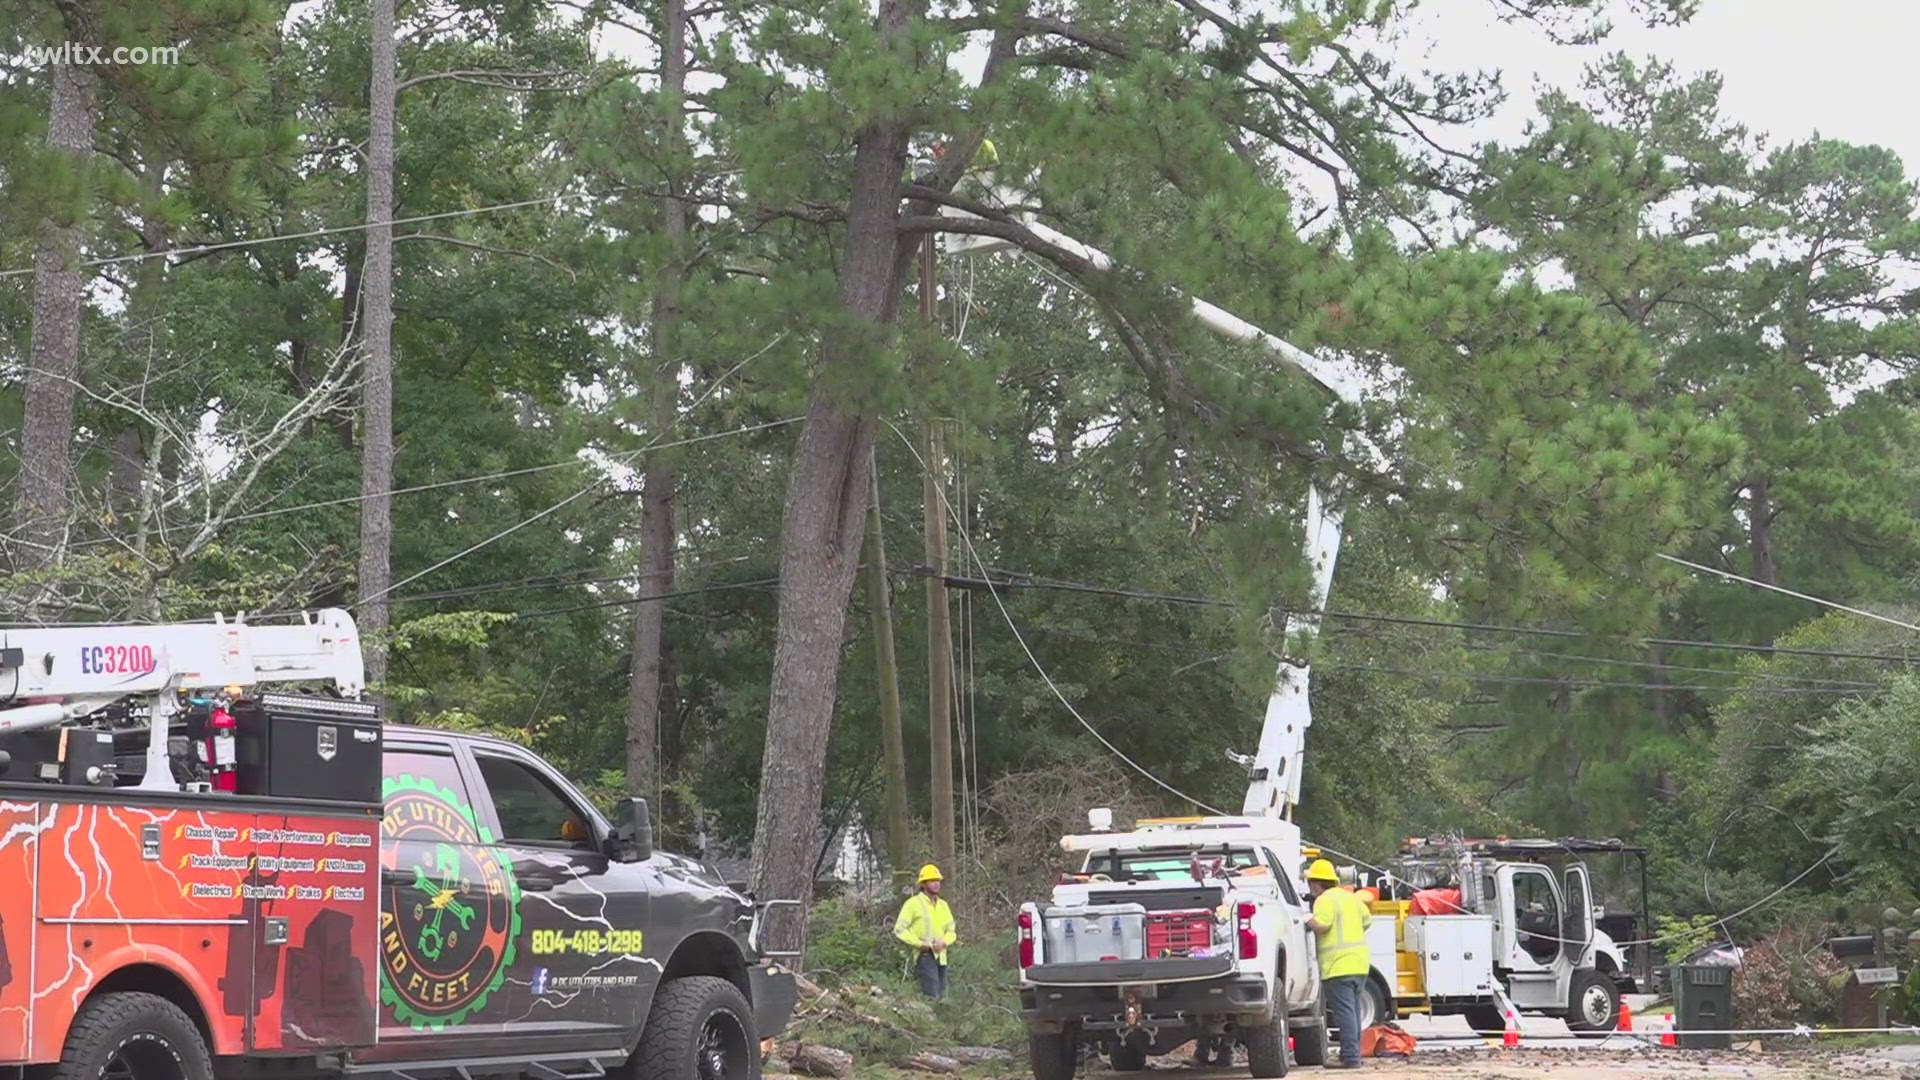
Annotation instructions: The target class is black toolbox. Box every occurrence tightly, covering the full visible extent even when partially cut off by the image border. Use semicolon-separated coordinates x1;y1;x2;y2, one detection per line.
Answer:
233;693;382;802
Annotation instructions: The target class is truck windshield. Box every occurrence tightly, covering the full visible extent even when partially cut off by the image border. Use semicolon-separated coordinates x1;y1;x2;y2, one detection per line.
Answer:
1081;848;1261;882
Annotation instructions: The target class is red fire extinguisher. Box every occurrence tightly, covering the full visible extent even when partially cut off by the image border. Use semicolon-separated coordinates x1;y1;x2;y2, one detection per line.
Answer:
206;700;238;792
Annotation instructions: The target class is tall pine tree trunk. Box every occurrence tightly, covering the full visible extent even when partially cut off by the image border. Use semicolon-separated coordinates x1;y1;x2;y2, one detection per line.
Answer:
356;0;397;685
747;101;914;951
625;0;689;804
1747;475;1776;586
14;60;96;568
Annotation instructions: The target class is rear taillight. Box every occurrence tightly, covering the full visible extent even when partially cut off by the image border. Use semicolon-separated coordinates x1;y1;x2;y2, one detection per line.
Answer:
1236;902;1257;959
1018;909;1035;968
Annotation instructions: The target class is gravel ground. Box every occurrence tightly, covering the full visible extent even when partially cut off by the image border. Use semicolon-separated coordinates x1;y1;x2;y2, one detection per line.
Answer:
1070;1010;1920;1079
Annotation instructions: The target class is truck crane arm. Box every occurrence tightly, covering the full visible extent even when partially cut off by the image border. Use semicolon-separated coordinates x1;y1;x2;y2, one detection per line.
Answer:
0;609;364;791
944;189;1386;821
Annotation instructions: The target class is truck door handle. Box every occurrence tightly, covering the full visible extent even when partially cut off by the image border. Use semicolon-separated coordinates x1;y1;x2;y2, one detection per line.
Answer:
519;877;556;892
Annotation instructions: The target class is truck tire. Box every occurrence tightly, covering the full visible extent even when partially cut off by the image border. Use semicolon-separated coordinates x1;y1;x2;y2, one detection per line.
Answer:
1360;978;1390;1031
1243;1000;1289;1079
631;975;760;1080
1290;1015;1329;1068
1566;968;1622;1036
1108;1036;1148;1072
48;991;212;1080
1027;1031;1076;1080
1462;1002;1505;1036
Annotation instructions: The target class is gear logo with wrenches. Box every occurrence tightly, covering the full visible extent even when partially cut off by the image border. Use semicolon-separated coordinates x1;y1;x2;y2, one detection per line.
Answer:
378;774;522;1030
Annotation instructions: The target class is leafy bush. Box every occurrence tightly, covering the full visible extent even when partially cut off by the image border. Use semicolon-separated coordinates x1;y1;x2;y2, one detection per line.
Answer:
1733;923;1848;1031
794;896;1024;1058
807;893;909;986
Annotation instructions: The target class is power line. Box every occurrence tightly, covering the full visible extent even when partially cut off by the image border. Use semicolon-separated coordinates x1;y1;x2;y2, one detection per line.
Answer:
354;346;781;609
1327;663;1880;696
1660;553;1920;634
214;418;801;529
1316;608;1920;666
512;578;780;619
926;567;1920;666
0;192;582;280
884;418;1230;816
1458;643;1882;689
387;554;768;606
57;416;804;557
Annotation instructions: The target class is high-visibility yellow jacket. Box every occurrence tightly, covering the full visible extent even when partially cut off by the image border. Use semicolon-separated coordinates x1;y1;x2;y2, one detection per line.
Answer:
893;892;959;966
1311;886;1373;979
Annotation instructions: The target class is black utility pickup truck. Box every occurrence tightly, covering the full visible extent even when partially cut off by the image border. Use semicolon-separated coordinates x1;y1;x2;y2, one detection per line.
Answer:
356;725;799;1079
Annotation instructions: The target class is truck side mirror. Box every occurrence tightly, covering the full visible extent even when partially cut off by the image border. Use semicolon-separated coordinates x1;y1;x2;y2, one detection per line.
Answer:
612;797;654;863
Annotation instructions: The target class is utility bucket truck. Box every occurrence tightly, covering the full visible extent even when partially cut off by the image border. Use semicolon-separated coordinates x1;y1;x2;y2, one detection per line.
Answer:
0;612;794;1080
1351;837;1648;1035
1016;811;1328;1078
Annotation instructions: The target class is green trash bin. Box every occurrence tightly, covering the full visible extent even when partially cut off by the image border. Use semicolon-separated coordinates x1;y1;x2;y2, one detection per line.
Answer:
1665;965;1733;1049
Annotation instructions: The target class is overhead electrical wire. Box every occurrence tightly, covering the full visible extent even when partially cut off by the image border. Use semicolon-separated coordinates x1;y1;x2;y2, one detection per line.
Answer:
1458;642;1881;689
512;578;780;619
354;342;784;609
928;568;1920;666
1325;663;1877;696
1660;553;1920;634
55;415;805;559
885;417;1231;817
0;192;583;280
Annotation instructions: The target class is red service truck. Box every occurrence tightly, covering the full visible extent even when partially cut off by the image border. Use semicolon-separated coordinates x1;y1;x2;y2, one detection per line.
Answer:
0;612;795;1080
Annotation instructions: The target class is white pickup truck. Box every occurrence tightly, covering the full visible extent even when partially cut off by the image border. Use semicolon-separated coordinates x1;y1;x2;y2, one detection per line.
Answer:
1016;814;1329;1079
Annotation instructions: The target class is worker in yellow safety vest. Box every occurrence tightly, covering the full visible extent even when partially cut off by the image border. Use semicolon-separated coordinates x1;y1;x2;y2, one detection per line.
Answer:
1304;858;1372;1069
893;864;959;999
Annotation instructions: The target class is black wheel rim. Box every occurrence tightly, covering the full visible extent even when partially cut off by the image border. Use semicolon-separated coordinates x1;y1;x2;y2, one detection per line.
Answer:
697;1009;751;1080
101;1035;186;1080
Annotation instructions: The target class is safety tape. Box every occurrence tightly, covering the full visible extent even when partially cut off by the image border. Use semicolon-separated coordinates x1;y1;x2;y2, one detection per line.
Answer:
1418;1024;1920;1039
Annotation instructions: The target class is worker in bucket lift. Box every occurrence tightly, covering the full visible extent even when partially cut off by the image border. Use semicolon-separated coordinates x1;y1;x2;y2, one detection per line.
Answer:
894;864;959;1000
1304;858;1373;1069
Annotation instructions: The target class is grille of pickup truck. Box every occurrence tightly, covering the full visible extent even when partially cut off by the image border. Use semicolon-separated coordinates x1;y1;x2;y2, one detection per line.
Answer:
1144;910;1215;958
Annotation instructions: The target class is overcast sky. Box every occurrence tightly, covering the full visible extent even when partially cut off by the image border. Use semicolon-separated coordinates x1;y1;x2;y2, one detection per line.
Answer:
1413;0;1920;171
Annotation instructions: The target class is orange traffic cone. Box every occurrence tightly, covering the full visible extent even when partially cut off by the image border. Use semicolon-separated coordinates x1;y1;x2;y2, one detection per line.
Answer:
1617;1001;1633;1032
1659;1013;1677;1047
1502;1007;1520;1048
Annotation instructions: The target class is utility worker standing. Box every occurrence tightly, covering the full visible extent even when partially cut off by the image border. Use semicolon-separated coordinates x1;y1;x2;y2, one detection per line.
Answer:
894;864;959;999
1304;859;1372;1069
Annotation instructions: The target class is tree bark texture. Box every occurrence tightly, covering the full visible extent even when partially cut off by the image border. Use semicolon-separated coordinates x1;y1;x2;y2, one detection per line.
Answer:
626;0;689;803
1747;475;1776;586
747;58;919;950
14;61;96;568
863;458;912;880
356;0;398;685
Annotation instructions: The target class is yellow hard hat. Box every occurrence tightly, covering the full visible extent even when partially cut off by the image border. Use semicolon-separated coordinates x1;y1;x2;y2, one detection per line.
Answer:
1306;858;1339;883
917;864;943;884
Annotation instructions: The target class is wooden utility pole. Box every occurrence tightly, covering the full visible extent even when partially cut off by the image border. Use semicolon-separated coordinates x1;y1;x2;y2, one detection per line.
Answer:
921;236;956;873
864;456;911;883
626;0;690;805
356;0;398;687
